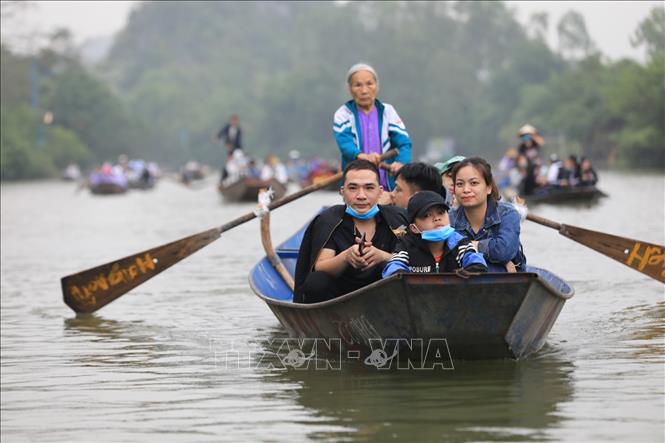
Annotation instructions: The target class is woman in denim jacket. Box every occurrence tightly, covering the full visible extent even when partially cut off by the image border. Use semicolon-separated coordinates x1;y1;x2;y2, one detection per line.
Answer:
448;157;527;273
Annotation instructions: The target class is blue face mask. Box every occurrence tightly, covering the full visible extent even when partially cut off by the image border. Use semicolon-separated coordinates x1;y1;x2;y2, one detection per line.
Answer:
420;225;455;242
345;205;380;220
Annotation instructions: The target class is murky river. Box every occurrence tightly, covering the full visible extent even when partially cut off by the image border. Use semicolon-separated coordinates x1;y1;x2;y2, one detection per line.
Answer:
1;171;663;442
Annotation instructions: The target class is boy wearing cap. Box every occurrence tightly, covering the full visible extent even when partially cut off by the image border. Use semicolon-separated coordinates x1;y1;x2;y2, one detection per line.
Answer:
382;190;487;277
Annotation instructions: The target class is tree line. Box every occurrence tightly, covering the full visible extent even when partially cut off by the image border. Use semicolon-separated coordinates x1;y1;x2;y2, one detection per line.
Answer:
1;1;663;180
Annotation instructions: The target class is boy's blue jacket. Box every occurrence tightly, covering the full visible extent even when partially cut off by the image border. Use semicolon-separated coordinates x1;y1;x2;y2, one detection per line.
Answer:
382;230;488;277
333;99;412;191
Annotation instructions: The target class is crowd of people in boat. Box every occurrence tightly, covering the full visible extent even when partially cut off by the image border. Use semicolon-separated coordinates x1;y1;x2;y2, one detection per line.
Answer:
496;124;599;197
82;155;161;193
292;63;530;304
221;150;342;189
217;115;345;189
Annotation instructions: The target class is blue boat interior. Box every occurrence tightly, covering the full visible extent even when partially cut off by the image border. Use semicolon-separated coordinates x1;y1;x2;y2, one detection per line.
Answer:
250;222;305;302
250;210;574;303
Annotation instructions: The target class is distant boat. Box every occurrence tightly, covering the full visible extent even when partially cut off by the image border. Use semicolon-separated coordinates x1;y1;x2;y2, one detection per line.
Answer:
88;168;128;195
249;212;574;360
302;173;341;192
218;177;287;203
522;185;607;205
126;159;156;190
180;161;208;185
61;163;82;181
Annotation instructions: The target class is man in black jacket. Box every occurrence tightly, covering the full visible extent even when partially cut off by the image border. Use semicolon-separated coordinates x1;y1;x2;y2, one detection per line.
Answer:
294;159;408;303
217;114;243;157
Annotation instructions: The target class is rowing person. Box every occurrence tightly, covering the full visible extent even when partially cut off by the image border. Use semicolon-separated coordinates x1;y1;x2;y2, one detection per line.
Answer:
333;63;412;192
293;159;408;304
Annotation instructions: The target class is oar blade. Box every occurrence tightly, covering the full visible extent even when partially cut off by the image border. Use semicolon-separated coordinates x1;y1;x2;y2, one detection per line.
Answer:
561;225;665;283
62;228;220;314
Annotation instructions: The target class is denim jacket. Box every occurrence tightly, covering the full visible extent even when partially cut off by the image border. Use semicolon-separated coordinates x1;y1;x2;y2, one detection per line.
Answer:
449;200;527;272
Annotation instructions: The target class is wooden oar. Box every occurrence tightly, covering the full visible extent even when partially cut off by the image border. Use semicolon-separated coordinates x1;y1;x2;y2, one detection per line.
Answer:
62;150;398;314
259;209;295;291
526;213;665;283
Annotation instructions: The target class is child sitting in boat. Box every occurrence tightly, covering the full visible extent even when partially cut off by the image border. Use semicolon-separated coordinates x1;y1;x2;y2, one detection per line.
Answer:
382;190;487;276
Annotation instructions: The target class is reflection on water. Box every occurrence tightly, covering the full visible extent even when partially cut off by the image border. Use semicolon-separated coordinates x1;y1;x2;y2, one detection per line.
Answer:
613;301;665;360
63;315;210;368
1;173;664;442
260;331;575;442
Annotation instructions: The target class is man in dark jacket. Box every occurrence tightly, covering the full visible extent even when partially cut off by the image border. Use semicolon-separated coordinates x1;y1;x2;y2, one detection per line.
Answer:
217;114;243;157
294;159;408;304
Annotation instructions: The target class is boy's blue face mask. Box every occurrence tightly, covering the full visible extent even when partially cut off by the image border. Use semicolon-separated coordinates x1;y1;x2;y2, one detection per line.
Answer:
418;225;455;242
521;134;533;143
346;205;379;220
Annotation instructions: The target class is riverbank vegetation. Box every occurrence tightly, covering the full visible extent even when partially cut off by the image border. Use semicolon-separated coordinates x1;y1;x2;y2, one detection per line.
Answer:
1;2;662;180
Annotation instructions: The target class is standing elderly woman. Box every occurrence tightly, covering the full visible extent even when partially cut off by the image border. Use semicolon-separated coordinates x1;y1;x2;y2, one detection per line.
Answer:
333;63;412;192
449;157;527;273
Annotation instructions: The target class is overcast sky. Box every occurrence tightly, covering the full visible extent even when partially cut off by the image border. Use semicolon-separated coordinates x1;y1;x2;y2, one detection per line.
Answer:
1;1;661;62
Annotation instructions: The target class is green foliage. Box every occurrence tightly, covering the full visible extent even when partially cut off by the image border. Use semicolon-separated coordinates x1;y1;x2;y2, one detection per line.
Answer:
470;38;564;155
0;104;90;180
1;38;157;180
0;105;48;180
606;56;665;168
1;45;32;106
631;6;665;60
557;10;595;58
44;65;154;163
2;1;663;179
45;124;91;169
507;51;664;169
100;1;574;165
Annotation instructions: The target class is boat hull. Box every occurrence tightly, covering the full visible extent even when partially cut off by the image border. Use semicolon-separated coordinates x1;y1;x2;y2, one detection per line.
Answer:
524;186;607;204
249;214;574;361
254;271;571;360
218;178;287;202
90;183;128;195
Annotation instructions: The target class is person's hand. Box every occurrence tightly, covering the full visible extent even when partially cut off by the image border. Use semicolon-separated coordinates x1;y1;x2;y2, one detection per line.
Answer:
388;161;403;176
471;240;479;250
357;244;389;271
378;192;393;205
505;262;517;273
358;153;381;165
345;242;367;270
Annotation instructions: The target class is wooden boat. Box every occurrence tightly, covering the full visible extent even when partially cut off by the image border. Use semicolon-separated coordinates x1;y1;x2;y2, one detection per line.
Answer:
249;212;574;361
218;177;287;202
523;185;607;205
88;171;128;195
302;173;342;192
90;183;128;195
126;159;156;190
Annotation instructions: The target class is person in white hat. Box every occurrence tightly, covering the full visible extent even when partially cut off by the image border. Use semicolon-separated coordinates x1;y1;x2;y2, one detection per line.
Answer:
517;124;544;195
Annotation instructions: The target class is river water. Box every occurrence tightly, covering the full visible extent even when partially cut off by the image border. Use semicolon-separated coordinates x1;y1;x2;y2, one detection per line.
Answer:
1;171;663;442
